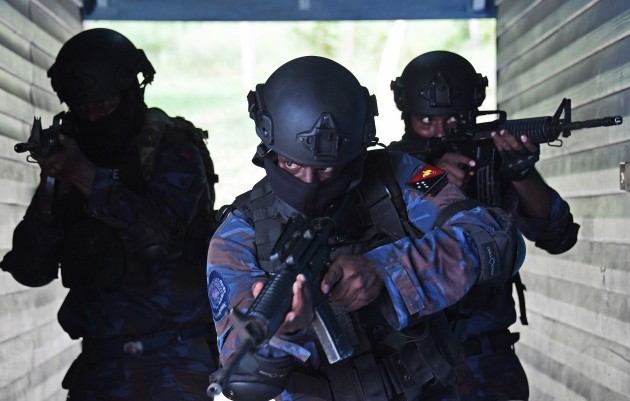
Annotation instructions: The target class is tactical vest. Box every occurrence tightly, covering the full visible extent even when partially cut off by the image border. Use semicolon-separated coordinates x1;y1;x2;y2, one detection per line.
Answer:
232;149;458;401
138;108;219;213
135;108;220;257
59;109;219;290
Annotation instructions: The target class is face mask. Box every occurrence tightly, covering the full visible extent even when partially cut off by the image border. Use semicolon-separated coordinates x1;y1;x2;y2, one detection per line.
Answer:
70;88;146;167
263;155;364;218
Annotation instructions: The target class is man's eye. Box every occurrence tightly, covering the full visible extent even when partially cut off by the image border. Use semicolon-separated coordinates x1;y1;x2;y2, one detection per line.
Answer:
284;160;300;171
421;117;431;124
318;167;334;173
447;116;458;124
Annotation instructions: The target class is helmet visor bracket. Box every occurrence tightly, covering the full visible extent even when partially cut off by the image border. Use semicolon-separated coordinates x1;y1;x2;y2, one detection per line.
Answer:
296;112;344;163
420;72;457;108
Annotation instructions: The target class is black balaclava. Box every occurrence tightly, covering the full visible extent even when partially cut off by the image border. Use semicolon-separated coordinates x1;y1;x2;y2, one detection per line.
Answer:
70;86;147;168
263;153;365;218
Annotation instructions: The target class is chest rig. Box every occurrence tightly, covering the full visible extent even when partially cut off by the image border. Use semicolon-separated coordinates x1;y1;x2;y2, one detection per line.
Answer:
232;150;458;401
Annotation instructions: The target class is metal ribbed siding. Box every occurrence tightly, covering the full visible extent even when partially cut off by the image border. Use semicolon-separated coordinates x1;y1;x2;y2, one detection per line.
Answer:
496;0;630;400
0;1;81;400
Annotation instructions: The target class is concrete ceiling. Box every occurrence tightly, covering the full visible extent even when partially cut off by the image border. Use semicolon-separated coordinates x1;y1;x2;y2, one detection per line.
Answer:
83;0;495;21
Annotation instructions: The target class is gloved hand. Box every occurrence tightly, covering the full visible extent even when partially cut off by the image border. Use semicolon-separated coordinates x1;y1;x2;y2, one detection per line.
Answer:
492;130;540;181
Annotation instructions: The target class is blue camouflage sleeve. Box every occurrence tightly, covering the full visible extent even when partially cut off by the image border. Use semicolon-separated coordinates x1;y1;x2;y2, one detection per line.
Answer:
363;152;508;330
206;210;268;365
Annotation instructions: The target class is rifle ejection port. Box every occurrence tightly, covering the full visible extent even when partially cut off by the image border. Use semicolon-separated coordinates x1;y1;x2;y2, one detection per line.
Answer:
621;162;630;192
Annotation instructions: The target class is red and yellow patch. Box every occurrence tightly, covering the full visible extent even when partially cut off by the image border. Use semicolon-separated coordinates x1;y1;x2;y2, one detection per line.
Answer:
407;165;448;195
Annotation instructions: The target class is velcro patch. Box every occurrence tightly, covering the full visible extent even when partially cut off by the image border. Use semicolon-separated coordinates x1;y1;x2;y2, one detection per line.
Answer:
208;270;230;322
407;165;448;195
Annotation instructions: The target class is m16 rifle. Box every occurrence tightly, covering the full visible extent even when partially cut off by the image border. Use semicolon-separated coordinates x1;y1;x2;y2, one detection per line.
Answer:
14;113;69;158
207;200;354;400
14;114;70;221
443;98;623;206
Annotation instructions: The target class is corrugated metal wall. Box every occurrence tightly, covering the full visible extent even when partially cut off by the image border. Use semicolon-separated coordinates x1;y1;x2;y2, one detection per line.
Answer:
496;0;630;400
0;1;81;400
2;0;628;400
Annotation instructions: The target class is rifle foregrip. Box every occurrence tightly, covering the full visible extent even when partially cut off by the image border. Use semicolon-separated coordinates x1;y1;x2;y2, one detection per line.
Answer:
247;269;297;338
503;117;557;144
504;115;623;144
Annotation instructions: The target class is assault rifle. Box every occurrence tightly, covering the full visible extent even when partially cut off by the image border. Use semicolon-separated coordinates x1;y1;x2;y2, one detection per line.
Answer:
443;98;623;206
14;114;70;221
207;202;354;400
14;114;69;158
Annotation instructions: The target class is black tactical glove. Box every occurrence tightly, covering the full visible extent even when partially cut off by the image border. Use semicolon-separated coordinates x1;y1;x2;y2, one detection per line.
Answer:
499;146;540;181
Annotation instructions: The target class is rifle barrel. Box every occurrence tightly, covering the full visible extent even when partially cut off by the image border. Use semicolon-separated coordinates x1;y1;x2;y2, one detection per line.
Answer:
563;115;623;130
14;143;36;153
503;117;556;143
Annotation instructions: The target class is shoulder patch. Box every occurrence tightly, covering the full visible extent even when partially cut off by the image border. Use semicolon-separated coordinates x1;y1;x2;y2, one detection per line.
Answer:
208;270;230;322
407;165;448;196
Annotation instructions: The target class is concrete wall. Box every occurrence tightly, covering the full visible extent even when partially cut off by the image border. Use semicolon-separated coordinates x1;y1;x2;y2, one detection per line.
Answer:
0;1;81;400
496;0;630;399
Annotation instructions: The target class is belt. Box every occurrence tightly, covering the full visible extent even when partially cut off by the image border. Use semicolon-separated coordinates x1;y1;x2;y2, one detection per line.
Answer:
461;331;520;357
82;324;213;361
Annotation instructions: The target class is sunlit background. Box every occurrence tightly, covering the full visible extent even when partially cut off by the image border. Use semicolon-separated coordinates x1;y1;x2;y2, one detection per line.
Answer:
86;19;496;208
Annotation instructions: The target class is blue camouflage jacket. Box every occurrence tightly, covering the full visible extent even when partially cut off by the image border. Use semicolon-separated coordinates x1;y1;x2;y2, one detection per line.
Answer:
207;151;522;371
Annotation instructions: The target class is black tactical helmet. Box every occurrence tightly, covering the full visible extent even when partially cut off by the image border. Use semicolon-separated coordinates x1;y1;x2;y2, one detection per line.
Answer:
391;50;488;116
248;56;378;168
48;28;155;106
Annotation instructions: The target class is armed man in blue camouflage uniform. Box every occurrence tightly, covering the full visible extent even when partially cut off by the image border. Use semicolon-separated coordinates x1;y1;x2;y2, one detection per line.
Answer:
1;29;219;400
206;56;526;401
389;51;580;401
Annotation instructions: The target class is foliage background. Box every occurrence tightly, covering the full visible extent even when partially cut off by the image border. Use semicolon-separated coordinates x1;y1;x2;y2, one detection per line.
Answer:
86;20;496;207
